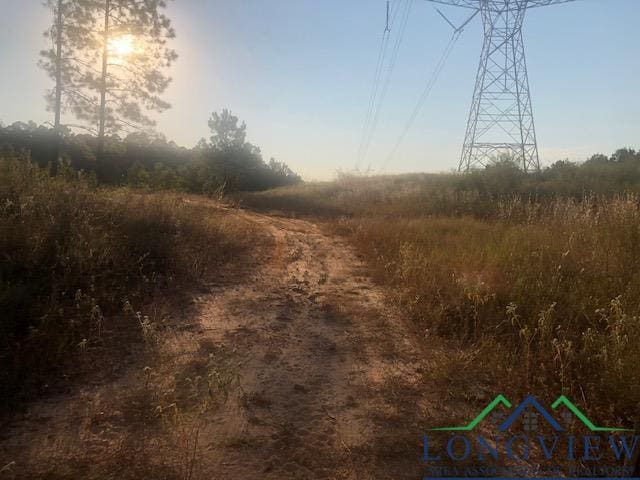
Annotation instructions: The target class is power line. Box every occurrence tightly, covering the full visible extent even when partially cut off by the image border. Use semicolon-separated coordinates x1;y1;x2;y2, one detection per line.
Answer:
356;31;391;167
356;0;404;169
381;29;462;171
361;0;412;164
357;0;412;170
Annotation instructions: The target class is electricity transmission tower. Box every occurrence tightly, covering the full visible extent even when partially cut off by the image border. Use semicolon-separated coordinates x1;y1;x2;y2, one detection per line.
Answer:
425;0;576;172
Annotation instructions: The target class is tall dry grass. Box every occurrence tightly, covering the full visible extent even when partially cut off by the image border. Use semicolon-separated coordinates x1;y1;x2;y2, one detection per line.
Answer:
0;156;258;409
244;175;640;427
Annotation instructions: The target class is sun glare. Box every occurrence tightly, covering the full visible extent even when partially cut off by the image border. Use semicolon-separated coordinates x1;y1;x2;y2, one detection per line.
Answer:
108;35;135;59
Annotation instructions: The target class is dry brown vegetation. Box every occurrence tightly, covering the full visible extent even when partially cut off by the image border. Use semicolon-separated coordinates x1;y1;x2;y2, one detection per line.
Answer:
3;157;640;477
241;173;640;429
0;155;260;410
2;162;466;479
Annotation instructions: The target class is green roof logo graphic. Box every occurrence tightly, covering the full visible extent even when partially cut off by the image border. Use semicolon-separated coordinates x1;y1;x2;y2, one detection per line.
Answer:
428;394;633;432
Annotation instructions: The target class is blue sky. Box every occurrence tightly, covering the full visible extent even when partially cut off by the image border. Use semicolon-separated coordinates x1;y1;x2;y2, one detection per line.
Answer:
0;0;638;180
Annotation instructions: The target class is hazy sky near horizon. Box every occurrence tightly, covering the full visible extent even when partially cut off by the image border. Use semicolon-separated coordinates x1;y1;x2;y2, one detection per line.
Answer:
0;0;638;180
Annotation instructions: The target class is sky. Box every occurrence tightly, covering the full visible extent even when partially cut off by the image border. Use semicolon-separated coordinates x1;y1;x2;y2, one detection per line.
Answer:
0;0;638;180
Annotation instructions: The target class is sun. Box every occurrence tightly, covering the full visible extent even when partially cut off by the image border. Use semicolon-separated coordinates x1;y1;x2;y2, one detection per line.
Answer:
108;35;135;59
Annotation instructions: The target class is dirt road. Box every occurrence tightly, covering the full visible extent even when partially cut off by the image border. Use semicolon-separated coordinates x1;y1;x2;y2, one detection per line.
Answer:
193;212;431;479
1;209;480;479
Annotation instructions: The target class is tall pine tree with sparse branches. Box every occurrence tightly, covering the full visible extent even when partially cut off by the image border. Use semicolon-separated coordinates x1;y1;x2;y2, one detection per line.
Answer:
42;0;177;166
39;0;95;173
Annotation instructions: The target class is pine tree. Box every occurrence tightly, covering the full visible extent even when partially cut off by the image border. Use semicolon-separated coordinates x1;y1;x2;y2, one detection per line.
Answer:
39;0;94;173
46;0;177;164
208;109;248;150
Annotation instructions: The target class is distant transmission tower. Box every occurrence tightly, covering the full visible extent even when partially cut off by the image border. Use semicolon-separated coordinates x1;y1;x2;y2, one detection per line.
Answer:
425;0;576;172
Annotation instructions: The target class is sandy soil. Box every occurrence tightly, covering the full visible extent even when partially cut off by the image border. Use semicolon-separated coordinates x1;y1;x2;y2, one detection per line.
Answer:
0;209;486;480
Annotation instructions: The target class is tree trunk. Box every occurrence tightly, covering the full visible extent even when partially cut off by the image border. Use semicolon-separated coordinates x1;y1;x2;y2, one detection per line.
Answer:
52;0;64;176
96;0;110;165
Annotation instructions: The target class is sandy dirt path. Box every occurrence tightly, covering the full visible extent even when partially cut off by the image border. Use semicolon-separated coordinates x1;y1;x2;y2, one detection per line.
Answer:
1;209;482;480
188;211;453;479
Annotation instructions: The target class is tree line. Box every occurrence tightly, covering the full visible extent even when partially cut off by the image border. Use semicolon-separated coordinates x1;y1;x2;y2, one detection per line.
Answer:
0;111;301;192
0;0;301;192
454;149;640;198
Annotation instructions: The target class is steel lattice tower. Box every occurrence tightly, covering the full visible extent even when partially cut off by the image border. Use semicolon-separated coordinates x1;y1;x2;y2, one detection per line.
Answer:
425;0;576;172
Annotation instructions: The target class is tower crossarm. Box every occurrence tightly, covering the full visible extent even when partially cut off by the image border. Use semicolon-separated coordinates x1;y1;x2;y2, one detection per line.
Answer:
423;0;576;11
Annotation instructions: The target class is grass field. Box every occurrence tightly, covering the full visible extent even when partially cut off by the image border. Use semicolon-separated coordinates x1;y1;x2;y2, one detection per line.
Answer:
241;173;640;429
